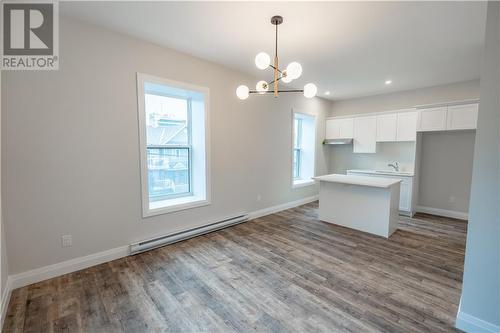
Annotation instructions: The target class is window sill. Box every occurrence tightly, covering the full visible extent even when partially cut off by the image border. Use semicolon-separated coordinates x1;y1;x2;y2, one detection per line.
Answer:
292;179;316;189
144;195;210;217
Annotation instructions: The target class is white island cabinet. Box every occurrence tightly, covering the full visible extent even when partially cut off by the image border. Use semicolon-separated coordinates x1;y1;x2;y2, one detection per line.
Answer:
313;174;401;238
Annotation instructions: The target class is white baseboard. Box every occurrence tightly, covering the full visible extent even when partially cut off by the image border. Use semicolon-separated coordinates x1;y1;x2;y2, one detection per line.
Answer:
0;277;13;330
1;245;130;327
456;310;500;333
416;205;468;220
248;195;319;220
9;245;130;291
0;194;319;327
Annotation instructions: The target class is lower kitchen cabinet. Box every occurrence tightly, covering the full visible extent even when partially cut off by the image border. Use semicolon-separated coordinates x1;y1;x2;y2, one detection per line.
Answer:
346;170;414;216
398;179;412;212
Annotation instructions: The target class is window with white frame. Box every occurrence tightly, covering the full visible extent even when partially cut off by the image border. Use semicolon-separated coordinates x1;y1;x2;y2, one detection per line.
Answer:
292;112;316;187
137;74;210;217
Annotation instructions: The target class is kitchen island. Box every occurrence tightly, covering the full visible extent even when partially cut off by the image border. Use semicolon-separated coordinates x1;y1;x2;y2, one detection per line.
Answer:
313;174;401;238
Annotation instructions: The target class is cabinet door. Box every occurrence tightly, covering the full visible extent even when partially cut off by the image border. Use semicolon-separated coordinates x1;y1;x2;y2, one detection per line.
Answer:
396;111;418;141
338;118;354;138
353;116;377;153
447;104;478;130
379;175;412;212
325;119;340;139
376;114;397;142
347;172;414;212
399;179;412;212
417;107;447;132
326;118;354;139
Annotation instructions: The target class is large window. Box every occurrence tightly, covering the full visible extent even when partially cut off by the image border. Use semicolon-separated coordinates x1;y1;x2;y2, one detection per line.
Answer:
137;74;210;217
292;112;316;187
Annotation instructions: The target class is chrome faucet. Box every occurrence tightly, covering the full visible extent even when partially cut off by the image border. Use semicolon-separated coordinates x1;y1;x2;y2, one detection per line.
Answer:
388;162;399;172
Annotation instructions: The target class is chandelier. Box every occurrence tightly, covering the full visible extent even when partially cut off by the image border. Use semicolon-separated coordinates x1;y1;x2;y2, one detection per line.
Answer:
236;15;317;100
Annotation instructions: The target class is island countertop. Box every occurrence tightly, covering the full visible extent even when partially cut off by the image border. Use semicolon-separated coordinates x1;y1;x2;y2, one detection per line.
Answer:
313;174;401;188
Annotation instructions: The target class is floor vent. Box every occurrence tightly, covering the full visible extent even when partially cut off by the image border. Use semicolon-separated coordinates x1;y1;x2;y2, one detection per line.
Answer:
130;214;248;255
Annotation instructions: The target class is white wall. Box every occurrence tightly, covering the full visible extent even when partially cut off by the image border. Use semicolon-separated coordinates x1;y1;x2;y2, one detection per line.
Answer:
457;2;500;332
1;18;331;275
328;80;480;214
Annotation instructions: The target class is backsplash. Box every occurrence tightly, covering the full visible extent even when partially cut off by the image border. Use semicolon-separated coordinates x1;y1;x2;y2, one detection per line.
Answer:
327;141;416;174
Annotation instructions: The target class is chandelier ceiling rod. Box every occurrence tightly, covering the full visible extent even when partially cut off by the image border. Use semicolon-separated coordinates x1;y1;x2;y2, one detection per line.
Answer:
272;16;280;97
235;15;317;100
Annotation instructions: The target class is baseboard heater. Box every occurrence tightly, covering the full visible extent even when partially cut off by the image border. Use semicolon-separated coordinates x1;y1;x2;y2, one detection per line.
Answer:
129;213;248;255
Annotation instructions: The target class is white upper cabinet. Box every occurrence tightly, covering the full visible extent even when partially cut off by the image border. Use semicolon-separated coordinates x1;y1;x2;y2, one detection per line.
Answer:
326;102;477;151
376;114;397;142
326;118;354;139
353;116;377;153
417;104;478;132
376;111;417;142
447;104;478;130
396;111;418;141
325;119;337;139
417;107;448;132
339;118;354;138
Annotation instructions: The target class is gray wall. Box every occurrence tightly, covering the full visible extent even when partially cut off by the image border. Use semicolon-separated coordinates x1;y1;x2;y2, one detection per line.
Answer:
1;224;6;301
0;69;7;299
328;80;480;214
1;18;330;275
330;80;480;117
458;2;500;330
418;131;475;214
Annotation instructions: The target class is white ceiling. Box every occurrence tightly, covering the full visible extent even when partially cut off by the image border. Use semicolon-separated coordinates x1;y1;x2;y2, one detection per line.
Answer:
61;1;487;100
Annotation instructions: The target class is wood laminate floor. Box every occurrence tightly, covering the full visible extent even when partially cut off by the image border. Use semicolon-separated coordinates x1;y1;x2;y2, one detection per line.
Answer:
3;202;467;333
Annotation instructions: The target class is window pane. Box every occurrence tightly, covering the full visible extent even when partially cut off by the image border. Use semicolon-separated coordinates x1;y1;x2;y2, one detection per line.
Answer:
293;116;302;179
293;148;301;179
294;118;301;148
147;147;190;202
145;94;188;146
292;113;315;186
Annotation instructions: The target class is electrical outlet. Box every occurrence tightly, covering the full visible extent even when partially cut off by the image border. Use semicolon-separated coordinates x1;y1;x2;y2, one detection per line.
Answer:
61;235;72;248
257;195;262;202
449;196;456;203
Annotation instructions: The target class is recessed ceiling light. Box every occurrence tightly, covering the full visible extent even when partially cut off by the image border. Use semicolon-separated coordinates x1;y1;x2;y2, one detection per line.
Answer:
385;80;392;85
325;91;331;96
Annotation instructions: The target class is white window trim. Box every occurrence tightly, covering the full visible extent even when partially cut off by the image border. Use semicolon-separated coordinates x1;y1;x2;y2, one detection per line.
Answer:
137;73;211;218
291;109;317;189
293;179;316;188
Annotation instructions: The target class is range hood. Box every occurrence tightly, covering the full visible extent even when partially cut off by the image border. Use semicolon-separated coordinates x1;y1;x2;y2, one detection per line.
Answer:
323;138;353;145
